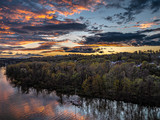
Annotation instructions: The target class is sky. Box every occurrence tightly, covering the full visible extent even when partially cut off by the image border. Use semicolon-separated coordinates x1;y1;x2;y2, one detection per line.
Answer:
0;0;160;57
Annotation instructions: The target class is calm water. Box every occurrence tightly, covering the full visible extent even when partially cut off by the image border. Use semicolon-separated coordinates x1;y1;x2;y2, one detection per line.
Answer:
0;67;160;120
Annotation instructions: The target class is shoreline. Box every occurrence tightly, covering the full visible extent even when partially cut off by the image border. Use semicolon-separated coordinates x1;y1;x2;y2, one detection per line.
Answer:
7;77;160;107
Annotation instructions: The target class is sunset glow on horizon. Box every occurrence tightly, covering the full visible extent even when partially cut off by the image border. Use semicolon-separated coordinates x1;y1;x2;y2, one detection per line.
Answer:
0;0;160;58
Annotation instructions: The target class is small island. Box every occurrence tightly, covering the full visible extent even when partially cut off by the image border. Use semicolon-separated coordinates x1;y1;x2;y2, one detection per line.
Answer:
6;51;160;106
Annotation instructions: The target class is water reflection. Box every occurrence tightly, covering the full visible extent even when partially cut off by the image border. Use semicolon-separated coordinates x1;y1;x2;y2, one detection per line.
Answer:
0;67;160;120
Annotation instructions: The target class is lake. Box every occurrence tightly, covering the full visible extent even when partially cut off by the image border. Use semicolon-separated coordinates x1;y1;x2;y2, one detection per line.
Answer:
0;67;160;120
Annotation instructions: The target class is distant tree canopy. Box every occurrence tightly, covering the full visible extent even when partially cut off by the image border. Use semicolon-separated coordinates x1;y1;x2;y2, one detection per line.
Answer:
6;50;160;106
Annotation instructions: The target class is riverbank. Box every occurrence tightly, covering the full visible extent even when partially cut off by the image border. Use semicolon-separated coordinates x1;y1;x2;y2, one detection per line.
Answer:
1;66;160;120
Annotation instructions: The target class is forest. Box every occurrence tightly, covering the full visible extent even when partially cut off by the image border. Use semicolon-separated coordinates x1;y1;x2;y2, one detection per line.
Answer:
0;58;25;67
6;50;160;106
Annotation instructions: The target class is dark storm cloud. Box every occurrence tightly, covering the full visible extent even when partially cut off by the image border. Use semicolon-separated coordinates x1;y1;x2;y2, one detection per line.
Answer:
36;31;69;35
0;28;5;31
104;16;113;21
143;41;160;46
79;16;85;20
0;46;24;50
88;30;103;34
22;23;87;31
151;0;160;12
0;51;13;55
0;34;48;45
84;29;160;46
84;32;146;44
139;28;160;33
104;0;125;8
104;13;134;24
0;34;45;40
153;18;160;23
124;0;149;16
143;33;160;46
145;33;160;40
104;0;160;24
10;28;28;34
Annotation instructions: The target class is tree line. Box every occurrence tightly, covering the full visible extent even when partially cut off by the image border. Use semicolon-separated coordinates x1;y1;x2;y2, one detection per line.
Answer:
6;50;160;106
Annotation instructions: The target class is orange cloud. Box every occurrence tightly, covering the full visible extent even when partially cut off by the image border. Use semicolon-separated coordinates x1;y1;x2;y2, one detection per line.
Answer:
0;0;107;29
47;20;69;24
0;8;57;26
0;31;15;35
0;24;10;30
133;22;158;29
0;36;42;45
46;11;56;14
0;16;3;19
46;0;105;16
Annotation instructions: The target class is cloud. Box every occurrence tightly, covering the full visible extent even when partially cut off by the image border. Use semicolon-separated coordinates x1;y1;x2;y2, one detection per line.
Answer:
132;18;160;29
153;18;160;23
104;16;113;21
151;0;160;12
0;0;104;48
145;33;160;40
84;32;146;44
0;22;87;46
10;28;28;34
138;28;160;33
0;0;105;25
133;22;158;29
84;30;160;46
0;51;13;55
0;34;47;45
104;0;160;24
0;45;24;50
23;42;56;51
22;23;87;31
143;41;160;46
